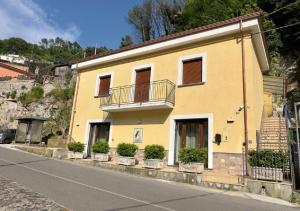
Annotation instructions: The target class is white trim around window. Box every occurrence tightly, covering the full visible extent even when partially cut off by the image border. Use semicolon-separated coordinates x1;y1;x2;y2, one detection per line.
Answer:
167;113;213;169
130;64;154;85
94;72;114;97
177;53;207;86
84;119;113;155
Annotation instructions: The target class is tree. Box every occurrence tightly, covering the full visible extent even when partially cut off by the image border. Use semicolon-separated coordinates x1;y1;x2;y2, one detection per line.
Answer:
120;35;133;48
127;0;183;42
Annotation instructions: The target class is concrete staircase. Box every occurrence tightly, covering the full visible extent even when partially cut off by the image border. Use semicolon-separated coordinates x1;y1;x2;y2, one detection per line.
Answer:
259;117;288;149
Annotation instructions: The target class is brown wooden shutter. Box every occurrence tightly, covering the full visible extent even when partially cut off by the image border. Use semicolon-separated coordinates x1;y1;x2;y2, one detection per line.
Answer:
134;68;151;102
182;58;202;85
99;75;111;96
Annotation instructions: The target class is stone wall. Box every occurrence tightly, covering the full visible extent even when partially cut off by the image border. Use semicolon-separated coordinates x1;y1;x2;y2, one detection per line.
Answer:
213;152;244;175
0;80;34;98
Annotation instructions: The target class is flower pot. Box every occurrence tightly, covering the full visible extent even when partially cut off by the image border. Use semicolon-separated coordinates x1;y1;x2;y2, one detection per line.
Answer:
250;166;283;181
143;159;164;169
117;156;136;166
179;162;204;173
68;151;83;159
94;153;109;162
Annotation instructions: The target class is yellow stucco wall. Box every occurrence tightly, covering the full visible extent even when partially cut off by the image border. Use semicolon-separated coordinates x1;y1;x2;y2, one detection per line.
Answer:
70;34;264;155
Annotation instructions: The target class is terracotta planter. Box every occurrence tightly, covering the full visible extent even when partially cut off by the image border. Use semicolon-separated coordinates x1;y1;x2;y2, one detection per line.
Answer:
250;166;283;181
68;151;83;159
143;159;164;169
179;162;204;173
117;156;136;166
94;153;109;162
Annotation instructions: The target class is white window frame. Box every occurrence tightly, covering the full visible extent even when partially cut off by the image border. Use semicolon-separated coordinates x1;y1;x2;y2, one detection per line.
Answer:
168;113;213;169
177;52;207;86
84;119;113;156
130;64;154;102
94;72;114;97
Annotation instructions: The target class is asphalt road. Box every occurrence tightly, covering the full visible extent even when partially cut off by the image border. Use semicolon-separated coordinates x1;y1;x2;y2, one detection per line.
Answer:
0;146;298;211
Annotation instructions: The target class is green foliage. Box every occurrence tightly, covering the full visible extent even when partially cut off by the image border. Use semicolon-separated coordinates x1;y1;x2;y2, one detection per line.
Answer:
120;35;133;48
18;86;44;106
179;148;208;163
144;144;165;160
10;90;17;99
117;143;138;157
249;150;289;168
47;87;74;101
289;88;300;104
67;142;84;153
92;141;109;154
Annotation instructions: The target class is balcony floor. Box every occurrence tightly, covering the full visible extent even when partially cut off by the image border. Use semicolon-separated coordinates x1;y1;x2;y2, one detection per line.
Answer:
101;100;173;112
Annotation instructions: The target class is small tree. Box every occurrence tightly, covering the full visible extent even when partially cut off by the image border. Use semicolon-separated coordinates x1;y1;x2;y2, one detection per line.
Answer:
120;35;133;48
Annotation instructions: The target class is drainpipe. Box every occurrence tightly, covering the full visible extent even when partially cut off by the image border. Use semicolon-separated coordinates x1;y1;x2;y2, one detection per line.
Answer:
240;20;249;176
68;63;80;143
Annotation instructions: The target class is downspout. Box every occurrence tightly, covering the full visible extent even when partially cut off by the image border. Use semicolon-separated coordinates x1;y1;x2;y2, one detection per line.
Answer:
240;20;249;176
68;63;80;143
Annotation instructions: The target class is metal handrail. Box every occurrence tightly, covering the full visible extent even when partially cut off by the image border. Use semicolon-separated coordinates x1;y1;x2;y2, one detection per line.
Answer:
100;79;175;107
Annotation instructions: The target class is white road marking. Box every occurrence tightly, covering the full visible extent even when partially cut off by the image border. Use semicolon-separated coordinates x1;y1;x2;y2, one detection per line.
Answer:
0;157;176;211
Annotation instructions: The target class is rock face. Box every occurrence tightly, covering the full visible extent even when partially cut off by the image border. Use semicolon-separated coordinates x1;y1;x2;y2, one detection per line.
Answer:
0;79;59;129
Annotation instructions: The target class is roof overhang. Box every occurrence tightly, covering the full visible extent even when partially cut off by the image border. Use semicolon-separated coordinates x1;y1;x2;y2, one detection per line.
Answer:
72;17;269;71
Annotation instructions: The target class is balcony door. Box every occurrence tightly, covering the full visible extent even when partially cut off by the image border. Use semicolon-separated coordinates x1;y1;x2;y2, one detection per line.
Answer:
134;68;151;103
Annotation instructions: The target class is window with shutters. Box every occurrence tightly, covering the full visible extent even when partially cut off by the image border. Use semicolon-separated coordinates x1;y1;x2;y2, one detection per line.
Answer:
98;75;111;96
178;53;206;86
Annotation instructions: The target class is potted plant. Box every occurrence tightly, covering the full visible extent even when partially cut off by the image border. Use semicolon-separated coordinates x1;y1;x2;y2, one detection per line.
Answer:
178;148;208;173
116;143;138;166
92;141;110;162
249;150;288;181
67;142;84;159
143;144;165;169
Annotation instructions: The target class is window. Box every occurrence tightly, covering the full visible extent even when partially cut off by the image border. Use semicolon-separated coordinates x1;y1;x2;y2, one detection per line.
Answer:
178;53;207;86
94;72;113;97
182;58;202;85
98;75;111;97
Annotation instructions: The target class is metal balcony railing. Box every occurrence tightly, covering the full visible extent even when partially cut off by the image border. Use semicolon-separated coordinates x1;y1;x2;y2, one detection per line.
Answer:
100;79;175;108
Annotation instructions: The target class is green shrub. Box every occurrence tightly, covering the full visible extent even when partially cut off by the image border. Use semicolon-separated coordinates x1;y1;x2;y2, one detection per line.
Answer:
249;150;289;168
18;86;44;106
117;143;138;157
144;144;165;160
10;90;17;99
48;87;74;101
67;142;84;153
92;141;109;154
31;86;44;98
179;148;208;163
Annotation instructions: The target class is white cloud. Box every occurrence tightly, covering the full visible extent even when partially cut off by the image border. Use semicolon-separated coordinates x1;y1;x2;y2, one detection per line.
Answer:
0;0;80;43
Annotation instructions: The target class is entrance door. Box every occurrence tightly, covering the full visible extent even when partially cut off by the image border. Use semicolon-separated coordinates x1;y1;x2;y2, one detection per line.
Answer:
87;123;110;158
134;68;151;103
174;119;208;163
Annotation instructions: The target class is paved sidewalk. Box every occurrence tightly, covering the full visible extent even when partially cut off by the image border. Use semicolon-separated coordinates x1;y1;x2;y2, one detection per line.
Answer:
0;176;67;211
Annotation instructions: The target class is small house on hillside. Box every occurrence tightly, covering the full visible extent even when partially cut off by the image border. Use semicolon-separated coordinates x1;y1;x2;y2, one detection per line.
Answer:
50;64;71;77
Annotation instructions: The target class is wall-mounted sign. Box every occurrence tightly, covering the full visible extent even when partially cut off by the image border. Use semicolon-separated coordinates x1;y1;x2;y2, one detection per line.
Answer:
133;128;143;143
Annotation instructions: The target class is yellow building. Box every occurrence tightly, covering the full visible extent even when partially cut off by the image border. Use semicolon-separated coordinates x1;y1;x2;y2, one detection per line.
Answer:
69;12;269;173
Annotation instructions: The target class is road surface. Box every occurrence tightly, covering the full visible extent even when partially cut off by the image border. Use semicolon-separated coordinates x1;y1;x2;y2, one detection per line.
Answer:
0;146;297;211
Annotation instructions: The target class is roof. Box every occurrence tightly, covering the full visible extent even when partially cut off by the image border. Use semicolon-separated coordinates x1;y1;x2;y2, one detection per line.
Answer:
0;62;31;76
15;116;47;121
72;12;269;71
50;63;71;71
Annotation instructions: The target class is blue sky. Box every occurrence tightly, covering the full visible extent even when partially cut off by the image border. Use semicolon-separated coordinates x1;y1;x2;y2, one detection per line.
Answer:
0;0;142;49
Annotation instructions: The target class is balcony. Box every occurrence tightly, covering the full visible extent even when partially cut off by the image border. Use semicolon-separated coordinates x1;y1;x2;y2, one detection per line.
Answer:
100;79;175;112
